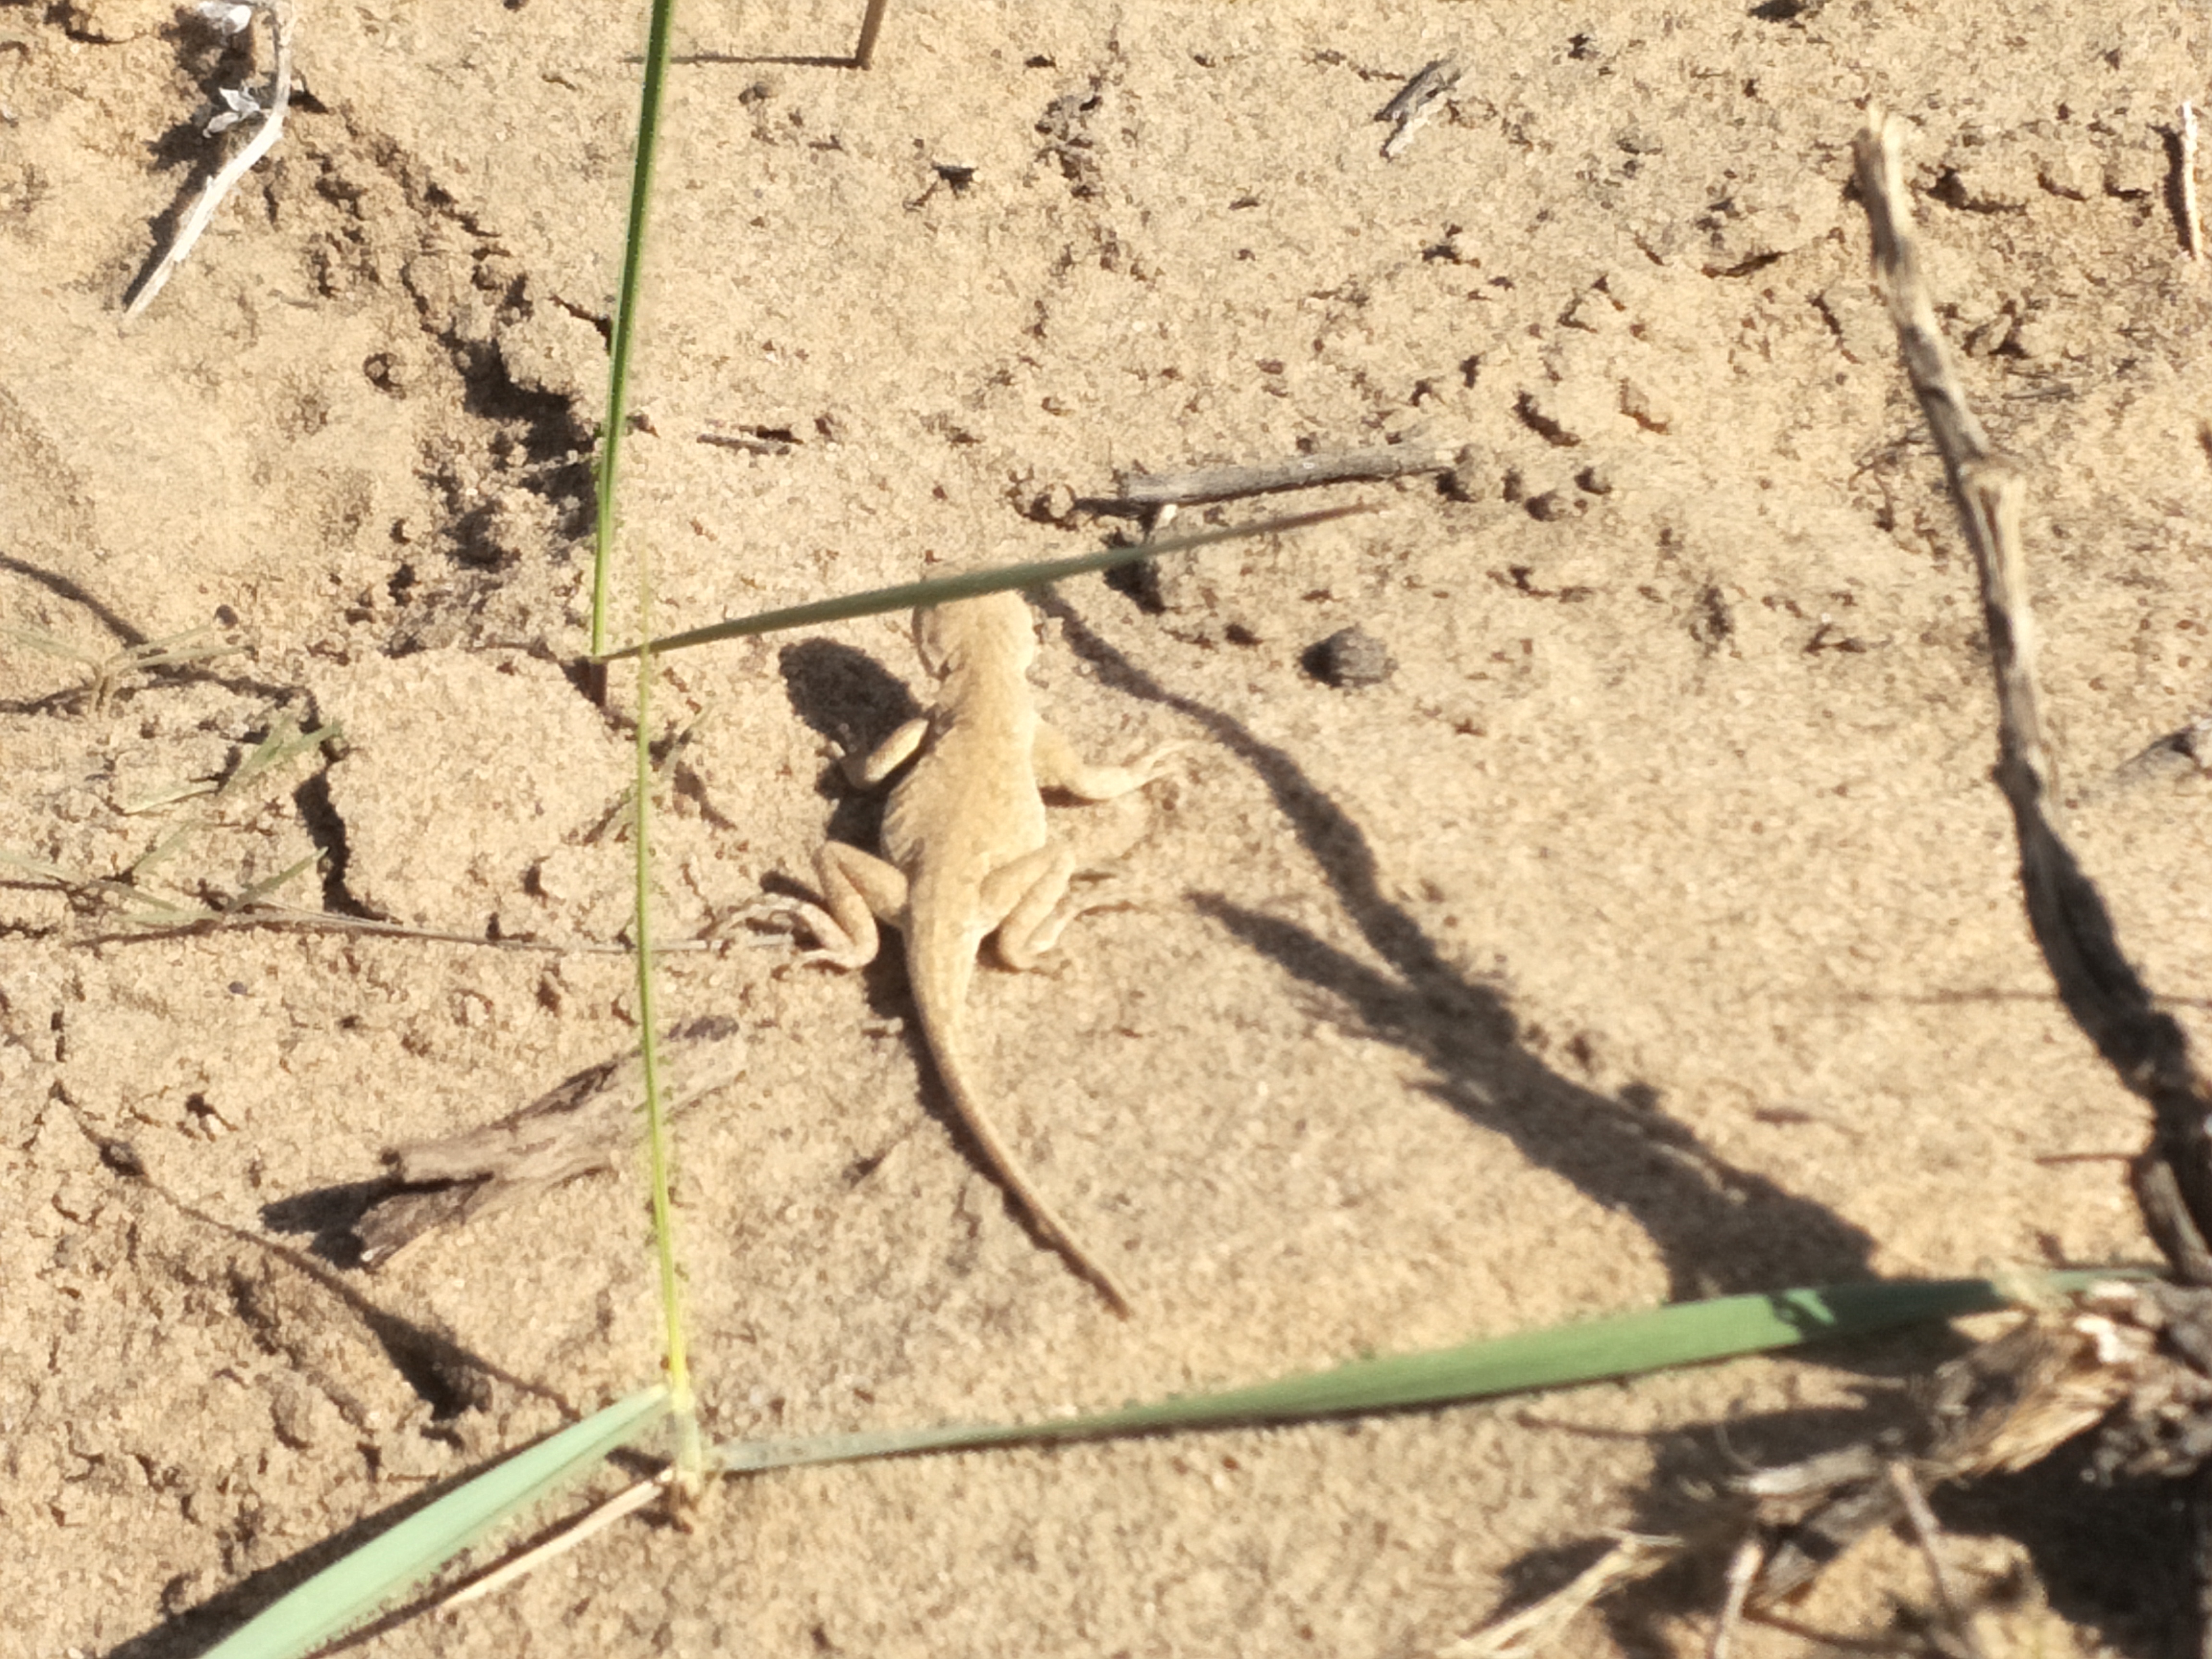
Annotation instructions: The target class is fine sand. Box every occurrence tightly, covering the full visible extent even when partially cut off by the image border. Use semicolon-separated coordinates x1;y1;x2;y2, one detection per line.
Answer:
7;2;2212;1654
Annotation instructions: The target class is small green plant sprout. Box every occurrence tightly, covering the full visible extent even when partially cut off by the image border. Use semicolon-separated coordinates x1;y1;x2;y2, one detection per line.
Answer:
2;621;245;713
0;711;334;926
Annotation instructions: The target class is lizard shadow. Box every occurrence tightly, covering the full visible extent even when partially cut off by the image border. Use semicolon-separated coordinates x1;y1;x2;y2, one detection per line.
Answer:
773;637;922;852
1038;591;1880;1304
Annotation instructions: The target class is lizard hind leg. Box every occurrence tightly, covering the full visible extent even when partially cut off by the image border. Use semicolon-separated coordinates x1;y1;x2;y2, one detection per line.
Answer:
753;841;906;970
979;842;1083;969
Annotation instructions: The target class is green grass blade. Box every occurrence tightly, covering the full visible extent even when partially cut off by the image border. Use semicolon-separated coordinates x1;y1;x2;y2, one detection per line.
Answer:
202;1386;668;1659
589;0;678;659
591;0;697;1486
0;845;88;884
127;815;209;878
595;503;1376;661
120;781;220;815
0;623;99;666
0;845;200;917
631;622;697;1482
124;626;245;673
222;851;324;912
221;716;340;798
715;1273;2123;1474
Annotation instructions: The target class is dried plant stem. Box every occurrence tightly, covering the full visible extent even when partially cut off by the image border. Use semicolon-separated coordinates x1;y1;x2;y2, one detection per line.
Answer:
2185;102;2204;262
853;0;890;68
1886;1461;1987;1659
1852;112;2212;1277
124;0;297;320
1436;1533;1682;1658
1111;441;1447;510
1705;1537;1761;1659
1377;59;1460;160
443;1474;669;1610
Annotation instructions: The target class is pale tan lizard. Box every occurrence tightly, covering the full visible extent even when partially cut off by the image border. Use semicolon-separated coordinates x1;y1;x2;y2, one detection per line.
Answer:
762;586;1177;1316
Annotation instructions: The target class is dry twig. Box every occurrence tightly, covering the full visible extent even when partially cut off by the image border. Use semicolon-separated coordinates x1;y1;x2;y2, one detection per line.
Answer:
1705;1537;1761;1659
125;0;298;319
852;0;889;69
1852;110;2212;1282
1108;439;1447;511
1377;58;1460;159
1885;1460;1986;1659
2183;102;2204;263
1437;1533;1682;1658
1491;115;2212;1653
353;1018;745;1265
442;1473;670;1610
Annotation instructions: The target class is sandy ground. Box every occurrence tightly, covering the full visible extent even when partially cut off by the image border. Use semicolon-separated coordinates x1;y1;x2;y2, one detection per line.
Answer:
7;0;2212;1653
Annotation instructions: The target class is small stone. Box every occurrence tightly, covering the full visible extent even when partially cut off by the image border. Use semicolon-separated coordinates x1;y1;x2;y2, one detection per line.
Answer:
2102;140;2163;199
1618;378;1675;433
1575;464;1615;495
1031;482;1076;523
1442;444;1489;503
162;1568;213;1617
1303;626;1395;689
268;1376;321;1450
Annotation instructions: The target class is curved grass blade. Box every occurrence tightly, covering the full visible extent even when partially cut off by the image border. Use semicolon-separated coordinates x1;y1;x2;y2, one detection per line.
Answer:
715;1274;2125;1474
201;1386;668;1659
594;503;1376;662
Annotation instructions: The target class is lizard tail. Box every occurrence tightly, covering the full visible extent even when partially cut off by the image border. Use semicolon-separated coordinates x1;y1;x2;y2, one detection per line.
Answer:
907;949;1135;1317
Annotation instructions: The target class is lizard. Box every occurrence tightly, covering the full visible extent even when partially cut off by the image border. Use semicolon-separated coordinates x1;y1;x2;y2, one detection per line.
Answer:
760;584;1178;1316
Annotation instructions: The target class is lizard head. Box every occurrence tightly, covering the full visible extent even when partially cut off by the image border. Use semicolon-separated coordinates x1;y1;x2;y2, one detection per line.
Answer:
912;587;1038;680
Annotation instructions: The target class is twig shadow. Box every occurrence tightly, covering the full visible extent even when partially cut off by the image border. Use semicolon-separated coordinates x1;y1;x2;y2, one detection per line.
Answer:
260;1177;392;1267
0;550;149;649
1039;589;1880;1303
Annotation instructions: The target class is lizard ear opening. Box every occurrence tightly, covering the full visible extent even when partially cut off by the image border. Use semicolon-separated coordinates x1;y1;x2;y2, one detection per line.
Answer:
913;605;954;676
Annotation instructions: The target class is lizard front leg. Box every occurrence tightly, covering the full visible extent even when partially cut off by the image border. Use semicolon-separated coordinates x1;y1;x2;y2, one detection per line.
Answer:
839;716;929;788
1031;721;1182;802
767;841;908;970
